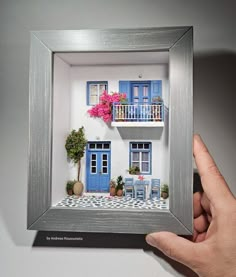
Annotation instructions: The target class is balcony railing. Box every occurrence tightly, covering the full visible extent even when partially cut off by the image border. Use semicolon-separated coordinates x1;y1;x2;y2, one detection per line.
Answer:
112;102;164;122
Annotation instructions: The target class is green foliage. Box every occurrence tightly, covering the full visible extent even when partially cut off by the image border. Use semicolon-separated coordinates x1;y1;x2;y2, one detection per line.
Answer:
65;127;87;164
161;184;169;194
116;175;124;191
66;180;76;190
128;165;140;175
120;98;128;104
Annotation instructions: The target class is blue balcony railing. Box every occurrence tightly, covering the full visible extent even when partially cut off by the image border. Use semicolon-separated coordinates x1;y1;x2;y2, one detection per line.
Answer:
112;102;164;122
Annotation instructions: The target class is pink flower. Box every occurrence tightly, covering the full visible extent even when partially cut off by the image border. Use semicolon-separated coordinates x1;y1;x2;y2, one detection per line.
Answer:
138;175;144;181
87;90;127;123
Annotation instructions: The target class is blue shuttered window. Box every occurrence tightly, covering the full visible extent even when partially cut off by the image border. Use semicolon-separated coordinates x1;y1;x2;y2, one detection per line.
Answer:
119;80;162;103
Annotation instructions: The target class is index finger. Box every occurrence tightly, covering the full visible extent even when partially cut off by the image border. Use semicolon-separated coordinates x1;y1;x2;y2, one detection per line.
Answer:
193;134;234;209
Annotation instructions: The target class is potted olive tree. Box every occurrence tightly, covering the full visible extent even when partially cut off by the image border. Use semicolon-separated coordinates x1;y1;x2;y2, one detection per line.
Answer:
65;127;87;196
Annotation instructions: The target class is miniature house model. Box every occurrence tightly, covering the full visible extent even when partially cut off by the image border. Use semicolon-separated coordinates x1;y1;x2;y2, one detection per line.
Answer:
52;51;169;210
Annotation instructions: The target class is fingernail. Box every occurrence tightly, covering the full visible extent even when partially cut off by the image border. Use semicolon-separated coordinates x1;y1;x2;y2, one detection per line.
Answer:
194;134;202;142
146;234;156;247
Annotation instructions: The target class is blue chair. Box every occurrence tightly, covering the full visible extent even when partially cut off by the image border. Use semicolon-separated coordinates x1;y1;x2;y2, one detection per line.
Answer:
150;179;160;199
135;180;146;200
144;180;150;193
124;178;134;198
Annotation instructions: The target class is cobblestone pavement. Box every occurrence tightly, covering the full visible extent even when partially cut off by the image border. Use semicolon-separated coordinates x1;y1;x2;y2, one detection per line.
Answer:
56;194;169;210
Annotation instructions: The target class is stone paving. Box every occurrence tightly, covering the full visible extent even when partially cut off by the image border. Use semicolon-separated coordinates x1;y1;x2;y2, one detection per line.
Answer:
56;194;169;210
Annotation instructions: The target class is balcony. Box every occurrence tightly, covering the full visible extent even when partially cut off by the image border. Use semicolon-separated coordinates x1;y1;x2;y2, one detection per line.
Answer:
111;102;164;128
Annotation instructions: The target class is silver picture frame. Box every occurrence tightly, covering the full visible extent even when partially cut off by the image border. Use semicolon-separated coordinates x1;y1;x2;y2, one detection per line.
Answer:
28;27;193;234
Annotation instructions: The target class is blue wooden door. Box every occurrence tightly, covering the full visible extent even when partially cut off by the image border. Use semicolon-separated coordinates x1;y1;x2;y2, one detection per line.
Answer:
99;152;110;191
86;142;111;192
131;82;150;104
131;82;151;121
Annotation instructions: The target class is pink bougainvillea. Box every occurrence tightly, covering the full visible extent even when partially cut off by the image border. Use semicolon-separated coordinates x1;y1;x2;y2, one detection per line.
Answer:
88;91;127;123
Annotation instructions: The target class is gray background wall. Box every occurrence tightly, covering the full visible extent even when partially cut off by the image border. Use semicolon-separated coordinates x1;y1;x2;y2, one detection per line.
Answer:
0;1;235;276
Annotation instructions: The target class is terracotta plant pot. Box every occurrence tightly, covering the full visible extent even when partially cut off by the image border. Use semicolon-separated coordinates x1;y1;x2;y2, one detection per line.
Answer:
67;189;73;196
73;181;84;196
116;189;123;197
161;192;168;199
110;187;116;196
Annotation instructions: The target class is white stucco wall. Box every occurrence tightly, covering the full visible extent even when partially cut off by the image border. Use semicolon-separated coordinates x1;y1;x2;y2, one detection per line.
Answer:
63;63;169;193
51;56;71;205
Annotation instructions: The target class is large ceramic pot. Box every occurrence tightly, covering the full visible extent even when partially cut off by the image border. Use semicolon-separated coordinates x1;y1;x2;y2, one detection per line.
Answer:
73;181;84;196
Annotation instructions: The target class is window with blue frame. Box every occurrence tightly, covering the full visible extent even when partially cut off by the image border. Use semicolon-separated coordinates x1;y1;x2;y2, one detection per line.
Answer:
130;142;152;174
87;81;108;105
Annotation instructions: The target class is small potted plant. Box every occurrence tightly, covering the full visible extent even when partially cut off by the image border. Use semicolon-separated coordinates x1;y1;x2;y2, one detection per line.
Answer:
152;96;163;103
116;175;124;197
161;184;169;199
109;179;116;196
128;165;140;175
66;180;76;195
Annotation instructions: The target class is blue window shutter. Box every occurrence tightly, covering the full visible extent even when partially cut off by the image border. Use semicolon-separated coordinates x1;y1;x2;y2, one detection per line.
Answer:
151;80;162;101
86;82;90;105
119;81;130;101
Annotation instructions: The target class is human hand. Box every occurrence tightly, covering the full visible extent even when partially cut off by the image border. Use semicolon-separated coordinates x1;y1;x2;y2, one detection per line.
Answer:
146;134;236;277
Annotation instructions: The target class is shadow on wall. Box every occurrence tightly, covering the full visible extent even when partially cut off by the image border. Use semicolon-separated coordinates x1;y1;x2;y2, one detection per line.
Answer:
193;51;236;195
193;51;236;137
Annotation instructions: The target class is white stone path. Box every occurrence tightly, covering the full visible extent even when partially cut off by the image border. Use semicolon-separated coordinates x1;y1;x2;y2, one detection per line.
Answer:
56;194;169;210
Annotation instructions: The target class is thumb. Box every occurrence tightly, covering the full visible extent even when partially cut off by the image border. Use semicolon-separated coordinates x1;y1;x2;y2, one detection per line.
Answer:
146;232;201;268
